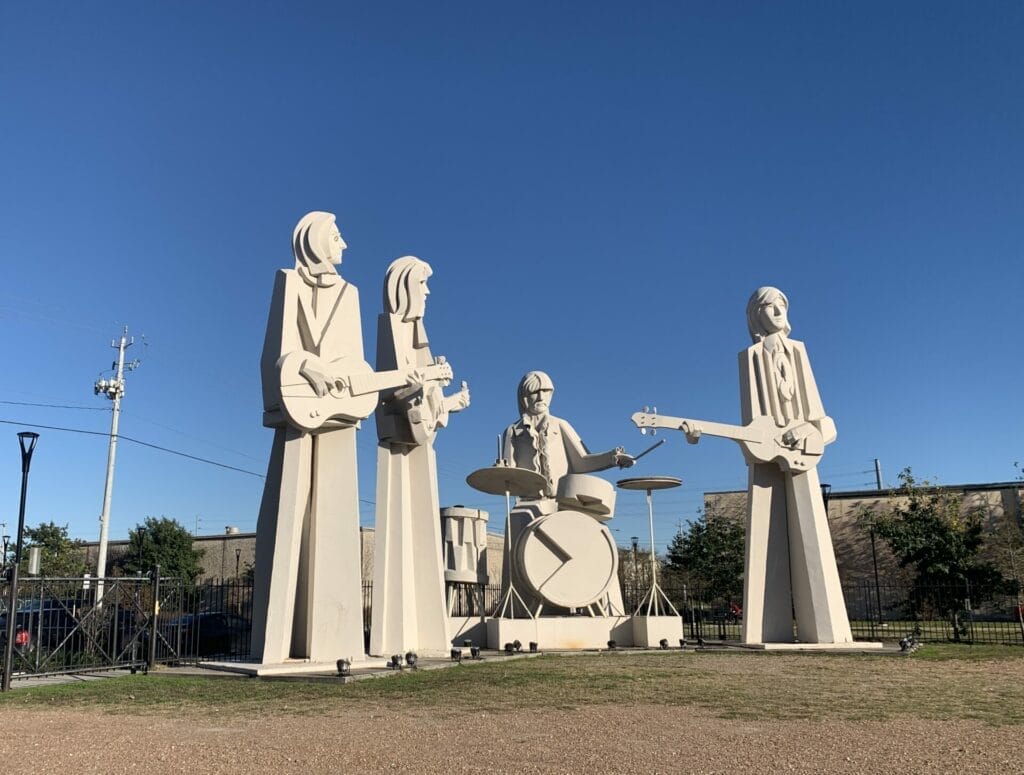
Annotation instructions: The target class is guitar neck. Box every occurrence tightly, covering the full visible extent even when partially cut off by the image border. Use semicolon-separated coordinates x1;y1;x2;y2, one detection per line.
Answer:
347;369;414;397
647;415;762;444
347;364;448;398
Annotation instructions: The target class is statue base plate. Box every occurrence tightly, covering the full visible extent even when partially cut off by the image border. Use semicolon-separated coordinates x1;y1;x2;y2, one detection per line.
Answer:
200;656;389;677
737;641;884;651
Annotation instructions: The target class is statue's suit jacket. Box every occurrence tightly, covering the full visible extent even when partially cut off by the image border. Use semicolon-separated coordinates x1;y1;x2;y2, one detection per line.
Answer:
739;337;836;453
260;268;364;429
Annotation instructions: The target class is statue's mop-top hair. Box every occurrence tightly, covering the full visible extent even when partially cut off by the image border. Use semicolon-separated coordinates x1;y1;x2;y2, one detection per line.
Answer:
292;211;338;271
746;286;791;342
517;370;554;414
384;256;433;319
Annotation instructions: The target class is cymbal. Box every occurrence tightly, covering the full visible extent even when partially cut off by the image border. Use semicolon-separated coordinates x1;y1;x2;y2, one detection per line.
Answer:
616;476;682;491
466;464;547;497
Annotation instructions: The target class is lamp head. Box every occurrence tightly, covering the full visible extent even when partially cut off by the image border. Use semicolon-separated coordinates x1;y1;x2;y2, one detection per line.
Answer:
17;431;39;470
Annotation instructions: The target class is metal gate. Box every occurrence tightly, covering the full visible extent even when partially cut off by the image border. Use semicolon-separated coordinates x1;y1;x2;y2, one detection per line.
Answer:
0;574;189;683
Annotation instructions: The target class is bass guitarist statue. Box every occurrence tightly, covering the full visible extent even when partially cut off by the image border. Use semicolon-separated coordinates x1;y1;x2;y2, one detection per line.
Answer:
633;287;853;646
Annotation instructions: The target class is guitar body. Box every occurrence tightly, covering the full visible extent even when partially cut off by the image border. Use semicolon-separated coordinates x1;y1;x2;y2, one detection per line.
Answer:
406;383;448;445
278;352;379;431
631;411;824;473
730;416;822;472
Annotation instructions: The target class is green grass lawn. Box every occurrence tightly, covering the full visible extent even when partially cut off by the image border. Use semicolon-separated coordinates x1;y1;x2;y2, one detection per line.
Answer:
1;645;1022;725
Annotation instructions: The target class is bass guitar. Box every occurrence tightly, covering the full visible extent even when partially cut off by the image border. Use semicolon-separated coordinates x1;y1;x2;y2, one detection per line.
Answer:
630;410;824;473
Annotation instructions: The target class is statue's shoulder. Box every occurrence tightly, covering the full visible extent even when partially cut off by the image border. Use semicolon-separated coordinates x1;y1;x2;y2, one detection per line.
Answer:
271;267;297;291
786;338;808;357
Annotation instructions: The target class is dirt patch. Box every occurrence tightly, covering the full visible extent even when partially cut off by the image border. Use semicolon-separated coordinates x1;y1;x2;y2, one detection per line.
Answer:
0;703;1019;774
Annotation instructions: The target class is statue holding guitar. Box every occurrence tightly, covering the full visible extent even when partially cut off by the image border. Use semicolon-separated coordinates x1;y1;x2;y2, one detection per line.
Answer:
370;255;470;657
631;287;854;646
253;210;388;664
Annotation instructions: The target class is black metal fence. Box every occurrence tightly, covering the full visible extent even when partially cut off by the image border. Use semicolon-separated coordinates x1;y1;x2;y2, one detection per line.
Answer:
0;574;257;683
1;575;165;681
843;580;1024;645
4;575;1021;683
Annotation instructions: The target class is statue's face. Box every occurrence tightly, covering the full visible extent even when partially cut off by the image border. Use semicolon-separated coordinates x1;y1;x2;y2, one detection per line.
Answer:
757;295;788;336
406;274;430;320
328;224;347;265
523;386;553;416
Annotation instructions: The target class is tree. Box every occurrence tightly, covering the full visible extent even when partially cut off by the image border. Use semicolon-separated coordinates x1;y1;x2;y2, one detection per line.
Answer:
665;509;745;602
19;521;88;577
116;517;204;582
873;468;1015;638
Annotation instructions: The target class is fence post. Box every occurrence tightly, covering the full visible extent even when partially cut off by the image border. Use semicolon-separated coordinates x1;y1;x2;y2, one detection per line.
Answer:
147;564;160;669
866;581;876;640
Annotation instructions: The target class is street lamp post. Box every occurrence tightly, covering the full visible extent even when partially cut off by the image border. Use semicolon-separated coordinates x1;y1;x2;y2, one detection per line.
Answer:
3;431;39;692
1;535;9;568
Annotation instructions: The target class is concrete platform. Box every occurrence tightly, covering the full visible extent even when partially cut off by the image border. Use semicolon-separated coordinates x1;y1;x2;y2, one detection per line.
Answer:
737;641;884;651
487;615;634;649
202;656;390;677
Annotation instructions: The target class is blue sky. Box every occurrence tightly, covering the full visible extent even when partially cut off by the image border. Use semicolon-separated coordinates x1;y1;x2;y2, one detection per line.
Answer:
1;2;1021;554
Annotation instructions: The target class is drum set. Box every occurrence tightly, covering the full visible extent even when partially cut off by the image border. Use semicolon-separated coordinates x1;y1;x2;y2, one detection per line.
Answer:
466;439;678;620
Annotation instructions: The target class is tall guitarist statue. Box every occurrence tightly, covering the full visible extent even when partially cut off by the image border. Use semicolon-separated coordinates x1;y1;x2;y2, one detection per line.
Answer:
370;256;469;657
632;287;853;645
251;212;450;665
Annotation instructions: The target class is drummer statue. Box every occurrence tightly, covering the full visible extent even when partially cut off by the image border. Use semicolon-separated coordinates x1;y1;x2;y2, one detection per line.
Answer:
501;370;635;616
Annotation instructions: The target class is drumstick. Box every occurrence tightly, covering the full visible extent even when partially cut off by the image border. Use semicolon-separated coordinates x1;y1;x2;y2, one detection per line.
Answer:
632;439;666;462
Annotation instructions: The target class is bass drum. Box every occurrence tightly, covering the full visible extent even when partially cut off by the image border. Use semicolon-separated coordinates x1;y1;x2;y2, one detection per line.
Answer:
514;510;619;609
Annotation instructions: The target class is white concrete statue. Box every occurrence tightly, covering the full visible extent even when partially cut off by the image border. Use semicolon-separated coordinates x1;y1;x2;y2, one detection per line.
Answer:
631;287;852;645
370;256;470;657
251;213;449;665
502;371;634;615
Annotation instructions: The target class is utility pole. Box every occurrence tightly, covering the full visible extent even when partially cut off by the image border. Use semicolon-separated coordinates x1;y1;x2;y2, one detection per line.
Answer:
93;327;140;602
874;458;884;490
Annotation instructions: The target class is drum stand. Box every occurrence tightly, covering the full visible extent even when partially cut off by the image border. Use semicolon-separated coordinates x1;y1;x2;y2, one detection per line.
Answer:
496;483;533;620
617;477;682;617
467;457;546;621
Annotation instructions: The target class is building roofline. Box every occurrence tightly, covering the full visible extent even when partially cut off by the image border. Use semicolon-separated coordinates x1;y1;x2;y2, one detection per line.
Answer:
706;481;1022;498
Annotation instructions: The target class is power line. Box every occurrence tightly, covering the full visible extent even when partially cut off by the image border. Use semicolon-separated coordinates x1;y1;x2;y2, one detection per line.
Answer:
0;418;265;478
115;434;266;479
0;417;381;505
0;400;109;412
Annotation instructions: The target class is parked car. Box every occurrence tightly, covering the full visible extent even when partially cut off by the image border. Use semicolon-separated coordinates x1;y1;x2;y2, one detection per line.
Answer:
0;598;83;656
168;612;249;657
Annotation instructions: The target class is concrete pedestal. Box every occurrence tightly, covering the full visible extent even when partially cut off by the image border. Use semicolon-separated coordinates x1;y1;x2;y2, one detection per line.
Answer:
486;616;633;650
631;615;684;647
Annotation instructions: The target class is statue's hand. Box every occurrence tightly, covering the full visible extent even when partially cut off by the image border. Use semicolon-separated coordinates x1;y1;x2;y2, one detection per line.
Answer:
299;359;334;398
613;447;636;468
681;421;702;445
404;369;427;390
452;381;470;410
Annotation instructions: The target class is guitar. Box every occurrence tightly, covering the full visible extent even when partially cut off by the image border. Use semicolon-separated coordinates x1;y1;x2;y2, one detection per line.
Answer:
279;351;453;431
630;410;824;472
405;379;469;445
